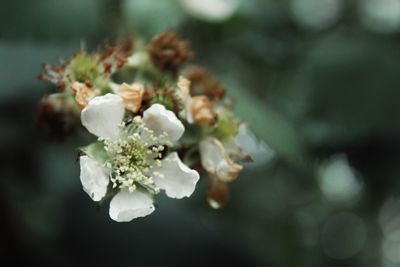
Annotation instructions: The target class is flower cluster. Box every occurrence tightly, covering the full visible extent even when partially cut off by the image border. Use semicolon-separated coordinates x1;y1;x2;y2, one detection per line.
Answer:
38;32;256;222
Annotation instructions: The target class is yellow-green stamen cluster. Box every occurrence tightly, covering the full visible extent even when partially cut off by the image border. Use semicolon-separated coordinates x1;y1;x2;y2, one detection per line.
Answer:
102;118;168;195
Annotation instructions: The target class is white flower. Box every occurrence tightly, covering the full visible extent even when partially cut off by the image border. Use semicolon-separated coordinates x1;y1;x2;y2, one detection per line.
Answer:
79;93;199;222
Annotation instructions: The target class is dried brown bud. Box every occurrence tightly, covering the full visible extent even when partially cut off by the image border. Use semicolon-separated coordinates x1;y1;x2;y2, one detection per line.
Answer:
207;176;230;209
147;32;194;73
184;66;225;101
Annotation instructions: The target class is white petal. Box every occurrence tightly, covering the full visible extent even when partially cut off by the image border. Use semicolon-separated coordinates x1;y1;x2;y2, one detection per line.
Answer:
81;94;125;140
109;189;155;222
199;137;242;182
79;156;109;201
235;124;275;167
142;104;185;143
152;152;200;199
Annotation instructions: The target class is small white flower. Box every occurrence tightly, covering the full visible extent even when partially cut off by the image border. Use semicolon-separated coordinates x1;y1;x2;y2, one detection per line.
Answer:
79;93;199;222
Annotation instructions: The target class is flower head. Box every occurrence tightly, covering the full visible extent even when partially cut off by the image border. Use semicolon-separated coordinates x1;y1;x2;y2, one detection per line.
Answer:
79;93;199;222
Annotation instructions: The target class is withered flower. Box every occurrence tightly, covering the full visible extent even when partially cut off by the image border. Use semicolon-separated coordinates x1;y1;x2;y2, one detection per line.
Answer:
71;82;99;109
147;32;194;73
184;66;225;101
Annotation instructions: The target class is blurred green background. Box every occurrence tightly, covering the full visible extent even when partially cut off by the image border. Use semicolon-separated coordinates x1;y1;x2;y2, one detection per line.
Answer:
1;0;400;266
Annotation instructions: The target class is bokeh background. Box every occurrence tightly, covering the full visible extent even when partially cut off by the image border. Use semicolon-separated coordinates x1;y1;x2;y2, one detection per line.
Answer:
1;0;400;266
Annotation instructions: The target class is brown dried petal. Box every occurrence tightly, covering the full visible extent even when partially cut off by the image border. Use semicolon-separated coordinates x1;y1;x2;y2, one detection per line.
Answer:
117;83;144;113
71;82;98;109
191;95;216;125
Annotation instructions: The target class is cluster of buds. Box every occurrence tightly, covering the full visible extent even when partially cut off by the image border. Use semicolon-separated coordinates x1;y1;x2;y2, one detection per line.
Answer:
37;32;254;222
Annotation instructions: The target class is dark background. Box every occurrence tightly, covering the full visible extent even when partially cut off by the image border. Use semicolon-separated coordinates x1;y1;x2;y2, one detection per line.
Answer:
1;0;400;266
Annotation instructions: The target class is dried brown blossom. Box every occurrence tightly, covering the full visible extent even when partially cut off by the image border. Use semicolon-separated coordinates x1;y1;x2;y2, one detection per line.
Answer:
36;93;80;138
147;32;194;73
184;66;225;101
38;38;134;93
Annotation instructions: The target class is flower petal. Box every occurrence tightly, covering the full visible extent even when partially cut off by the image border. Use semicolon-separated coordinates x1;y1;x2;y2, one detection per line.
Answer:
81;94;125;140
235;124;275;166
199;137;243;182
79;155;109;201
191;95;216;125
109;189;155;222
142;104;185;143
177;76;193;123
152;152;200;199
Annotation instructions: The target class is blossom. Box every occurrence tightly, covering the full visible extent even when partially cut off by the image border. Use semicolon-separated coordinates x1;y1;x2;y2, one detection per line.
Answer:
79;93;200;222
200;122;275;182
199;122;275;208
